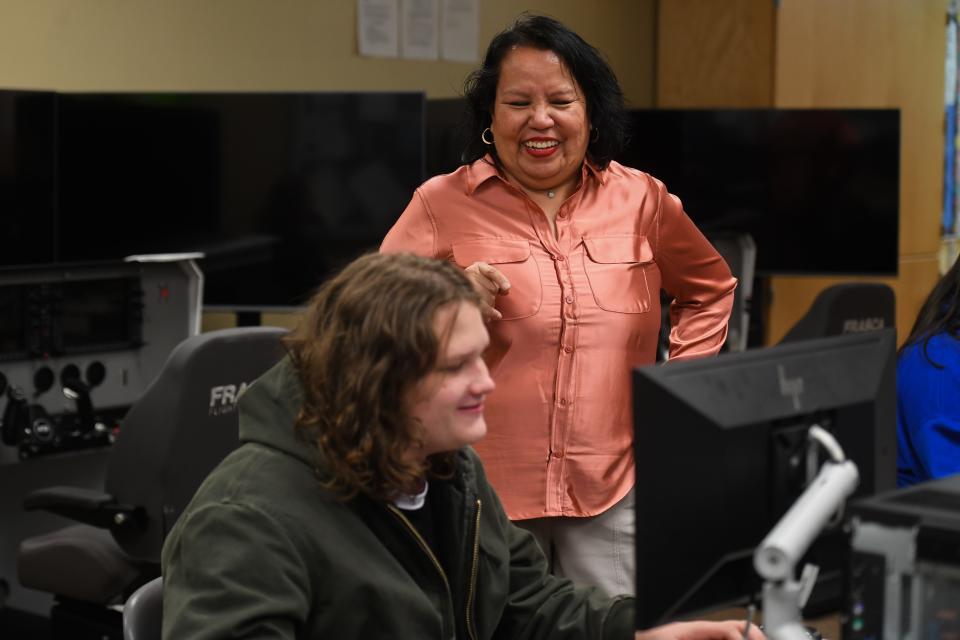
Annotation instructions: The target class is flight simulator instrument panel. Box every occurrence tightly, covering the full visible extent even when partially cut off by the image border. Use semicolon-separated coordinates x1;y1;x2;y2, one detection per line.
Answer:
0;256;202;463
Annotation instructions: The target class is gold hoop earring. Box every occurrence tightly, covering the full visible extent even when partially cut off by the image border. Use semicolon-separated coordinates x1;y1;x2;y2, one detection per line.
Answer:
481;127;494;145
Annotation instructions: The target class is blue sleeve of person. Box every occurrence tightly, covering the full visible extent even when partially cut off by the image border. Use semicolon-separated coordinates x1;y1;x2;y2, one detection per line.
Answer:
896;334;960;486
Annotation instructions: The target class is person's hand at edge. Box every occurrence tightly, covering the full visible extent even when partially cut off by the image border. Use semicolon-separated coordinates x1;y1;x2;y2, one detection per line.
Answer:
635;620;766;640
463;261;510;321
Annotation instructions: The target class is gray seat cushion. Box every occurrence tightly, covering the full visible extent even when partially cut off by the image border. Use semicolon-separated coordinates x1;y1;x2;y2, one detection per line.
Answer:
18;524;140;604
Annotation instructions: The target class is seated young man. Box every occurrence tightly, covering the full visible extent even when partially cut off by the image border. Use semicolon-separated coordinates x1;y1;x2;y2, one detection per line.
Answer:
161;252;762;640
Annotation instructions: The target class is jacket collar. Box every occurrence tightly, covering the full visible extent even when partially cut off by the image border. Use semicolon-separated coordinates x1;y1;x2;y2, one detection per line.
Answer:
238;357;315;466
464;153;606;195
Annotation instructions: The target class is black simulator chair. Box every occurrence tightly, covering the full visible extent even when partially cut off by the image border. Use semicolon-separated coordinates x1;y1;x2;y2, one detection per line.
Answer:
16;326;287;639
122;576;163;640
779;283;895;343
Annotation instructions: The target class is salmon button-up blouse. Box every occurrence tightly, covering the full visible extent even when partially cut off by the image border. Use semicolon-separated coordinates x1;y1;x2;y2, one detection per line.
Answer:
381;157;736;520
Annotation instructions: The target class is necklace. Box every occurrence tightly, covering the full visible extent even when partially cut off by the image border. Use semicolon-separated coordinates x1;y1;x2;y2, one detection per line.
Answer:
547;190;556;199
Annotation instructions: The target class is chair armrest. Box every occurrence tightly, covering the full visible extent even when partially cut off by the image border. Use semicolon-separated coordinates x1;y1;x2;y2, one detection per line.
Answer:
23;486;143;529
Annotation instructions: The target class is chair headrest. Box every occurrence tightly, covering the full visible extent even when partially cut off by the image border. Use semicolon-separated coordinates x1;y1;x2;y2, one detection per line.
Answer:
106;326;287;562
780;283;894;344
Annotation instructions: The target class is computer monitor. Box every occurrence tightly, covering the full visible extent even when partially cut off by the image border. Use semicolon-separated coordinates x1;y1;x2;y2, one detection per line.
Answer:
631;329;896;628
425;97;470;178
621;109;900;276
56;92;426;308
0;90;426;307
0;90;57;267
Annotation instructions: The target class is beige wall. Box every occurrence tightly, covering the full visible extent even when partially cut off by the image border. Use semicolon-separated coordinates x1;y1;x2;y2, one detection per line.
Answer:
0;0;655;106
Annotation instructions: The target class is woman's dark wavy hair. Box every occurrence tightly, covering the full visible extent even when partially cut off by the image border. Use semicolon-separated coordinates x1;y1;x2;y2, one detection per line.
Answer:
899;254;960;367
283;252;482;502
461;13;630;170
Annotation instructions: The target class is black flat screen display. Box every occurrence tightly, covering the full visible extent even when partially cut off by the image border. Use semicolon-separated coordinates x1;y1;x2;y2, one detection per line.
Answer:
0;91;426;307
620;108;900;276
0;90;57;268
59;278;140;352
58;92;426;307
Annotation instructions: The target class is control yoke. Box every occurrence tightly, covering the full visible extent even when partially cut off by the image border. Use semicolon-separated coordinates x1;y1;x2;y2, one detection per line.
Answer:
753;426;859;640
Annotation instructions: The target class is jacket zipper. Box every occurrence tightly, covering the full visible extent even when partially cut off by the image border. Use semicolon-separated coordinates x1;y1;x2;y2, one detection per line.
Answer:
464;499;482;640
386;505;454;627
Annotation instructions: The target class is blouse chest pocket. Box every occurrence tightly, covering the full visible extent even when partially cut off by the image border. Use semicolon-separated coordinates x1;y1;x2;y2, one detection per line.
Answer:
582;234;654;313
452;239;542;320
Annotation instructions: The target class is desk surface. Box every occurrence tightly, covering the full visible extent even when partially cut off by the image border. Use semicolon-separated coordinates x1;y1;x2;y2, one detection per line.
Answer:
699;607;841;639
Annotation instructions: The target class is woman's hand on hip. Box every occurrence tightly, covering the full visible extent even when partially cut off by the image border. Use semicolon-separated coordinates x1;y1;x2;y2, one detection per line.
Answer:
464;261;511;321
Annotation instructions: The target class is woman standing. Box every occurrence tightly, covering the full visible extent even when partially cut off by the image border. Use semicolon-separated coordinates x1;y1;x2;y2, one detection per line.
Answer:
382;14;735;596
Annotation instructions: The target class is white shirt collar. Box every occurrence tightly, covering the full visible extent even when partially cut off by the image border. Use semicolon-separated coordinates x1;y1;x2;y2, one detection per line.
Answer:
392;480;429;511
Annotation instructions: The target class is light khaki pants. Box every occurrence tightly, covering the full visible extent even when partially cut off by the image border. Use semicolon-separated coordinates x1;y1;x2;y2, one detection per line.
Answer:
514;487;635;597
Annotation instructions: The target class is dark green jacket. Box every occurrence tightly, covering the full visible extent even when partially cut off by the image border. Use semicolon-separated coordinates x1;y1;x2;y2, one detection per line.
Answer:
161;358;634;639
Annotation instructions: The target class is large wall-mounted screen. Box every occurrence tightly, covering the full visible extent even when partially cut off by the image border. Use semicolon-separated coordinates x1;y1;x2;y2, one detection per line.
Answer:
0;91;426;308
620;108;900;276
